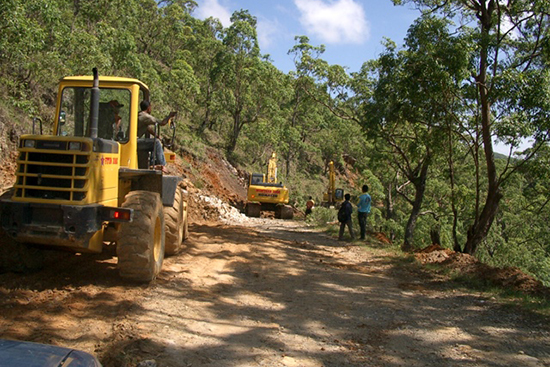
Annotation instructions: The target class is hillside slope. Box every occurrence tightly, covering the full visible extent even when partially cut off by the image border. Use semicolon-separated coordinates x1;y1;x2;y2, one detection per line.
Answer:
165;147;249;224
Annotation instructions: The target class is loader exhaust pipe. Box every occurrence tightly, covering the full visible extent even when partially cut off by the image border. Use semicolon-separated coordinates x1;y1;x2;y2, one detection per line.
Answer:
89;67;100;139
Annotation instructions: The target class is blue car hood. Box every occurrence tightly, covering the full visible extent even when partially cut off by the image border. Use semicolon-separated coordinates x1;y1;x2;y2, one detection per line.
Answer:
0;339;102;367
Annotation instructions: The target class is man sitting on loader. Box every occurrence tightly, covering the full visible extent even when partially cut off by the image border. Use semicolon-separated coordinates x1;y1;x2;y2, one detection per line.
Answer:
137;100;176;173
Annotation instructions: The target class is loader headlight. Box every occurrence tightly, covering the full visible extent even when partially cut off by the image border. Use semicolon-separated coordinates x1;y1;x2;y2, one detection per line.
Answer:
23;139;36;148
69;141;82;151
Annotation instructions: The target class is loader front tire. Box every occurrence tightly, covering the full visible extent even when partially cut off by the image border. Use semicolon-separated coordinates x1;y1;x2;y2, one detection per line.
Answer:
164;187;185;256
117;191;165;282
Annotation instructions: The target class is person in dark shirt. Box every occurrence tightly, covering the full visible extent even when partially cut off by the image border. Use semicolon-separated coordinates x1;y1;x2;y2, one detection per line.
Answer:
338;193;355;241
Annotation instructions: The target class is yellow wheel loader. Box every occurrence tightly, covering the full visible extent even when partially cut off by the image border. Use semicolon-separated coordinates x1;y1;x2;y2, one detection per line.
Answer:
0;68;189;282
245;153;293;219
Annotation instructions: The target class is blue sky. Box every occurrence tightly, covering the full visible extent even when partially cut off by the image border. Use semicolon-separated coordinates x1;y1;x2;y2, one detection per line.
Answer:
192;1;529;155
192;0;421;73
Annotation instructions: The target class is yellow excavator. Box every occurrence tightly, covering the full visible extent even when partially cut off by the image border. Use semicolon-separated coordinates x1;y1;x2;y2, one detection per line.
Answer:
321;160;344;208
245;152;293;219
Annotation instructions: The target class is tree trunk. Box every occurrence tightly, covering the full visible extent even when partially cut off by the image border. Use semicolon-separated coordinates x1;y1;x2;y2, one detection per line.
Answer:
285;157;290;178
464;189;501;254
430;227;441;246
385;181;394;221
463;0;502;255
447;120;461;252
227;110;243;155
401;159;429;252
200;83;213;132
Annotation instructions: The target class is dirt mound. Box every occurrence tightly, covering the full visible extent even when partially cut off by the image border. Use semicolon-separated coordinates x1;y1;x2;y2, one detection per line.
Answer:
482;266;549;296
373;232;392;244
414;244;455;263
176;147;247;208
167;147;249;225
415;245;550;298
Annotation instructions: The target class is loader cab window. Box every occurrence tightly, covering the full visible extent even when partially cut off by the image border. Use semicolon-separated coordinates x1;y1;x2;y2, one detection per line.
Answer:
57;87;130;143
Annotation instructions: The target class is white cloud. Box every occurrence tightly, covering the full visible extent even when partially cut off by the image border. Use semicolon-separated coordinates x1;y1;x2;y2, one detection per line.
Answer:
294;0;370;44
195;0;232;27
500;13;521;40
257;17;281;49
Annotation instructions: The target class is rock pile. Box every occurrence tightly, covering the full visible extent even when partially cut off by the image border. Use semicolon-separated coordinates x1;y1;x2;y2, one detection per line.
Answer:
196;194;248;224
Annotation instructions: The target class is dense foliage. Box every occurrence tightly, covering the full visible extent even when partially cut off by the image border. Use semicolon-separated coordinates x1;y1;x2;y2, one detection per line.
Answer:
1;0;549;285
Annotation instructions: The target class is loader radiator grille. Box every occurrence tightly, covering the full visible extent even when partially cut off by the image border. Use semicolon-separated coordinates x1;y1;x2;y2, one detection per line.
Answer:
14;150;90;202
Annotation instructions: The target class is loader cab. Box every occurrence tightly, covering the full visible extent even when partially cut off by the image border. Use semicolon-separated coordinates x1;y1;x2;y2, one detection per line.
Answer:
54;76;150;170
57;87;132;142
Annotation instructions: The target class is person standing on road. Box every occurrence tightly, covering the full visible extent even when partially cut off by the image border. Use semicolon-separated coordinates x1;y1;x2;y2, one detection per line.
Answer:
305;196;315;217
338;193;355;241
357;184;372;240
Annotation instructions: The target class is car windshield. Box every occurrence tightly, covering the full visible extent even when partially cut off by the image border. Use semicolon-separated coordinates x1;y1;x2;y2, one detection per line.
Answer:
57;87;131;143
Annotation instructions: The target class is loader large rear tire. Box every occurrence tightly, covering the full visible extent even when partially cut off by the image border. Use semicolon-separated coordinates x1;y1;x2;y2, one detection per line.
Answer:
164;187;185;256
117;191;165;282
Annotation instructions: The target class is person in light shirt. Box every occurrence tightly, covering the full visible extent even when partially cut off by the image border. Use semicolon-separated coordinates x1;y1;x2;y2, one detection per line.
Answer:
357;184;372;240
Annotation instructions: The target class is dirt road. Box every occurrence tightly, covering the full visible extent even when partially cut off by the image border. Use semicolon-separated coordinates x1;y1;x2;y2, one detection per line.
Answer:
1;219;549;367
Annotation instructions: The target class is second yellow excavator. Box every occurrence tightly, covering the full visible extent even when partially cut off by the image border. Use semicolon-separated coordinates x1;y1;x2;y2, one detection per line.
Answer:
321;160;344;208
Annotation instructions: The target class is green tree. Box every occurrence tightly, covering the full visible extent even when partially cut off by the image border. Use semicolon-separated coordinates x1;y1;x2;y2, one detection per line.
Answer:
393;0;550;255
355;16;469;250
285;36;331;176
218;10;271;156
287;36;370;178
187;17;226;133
